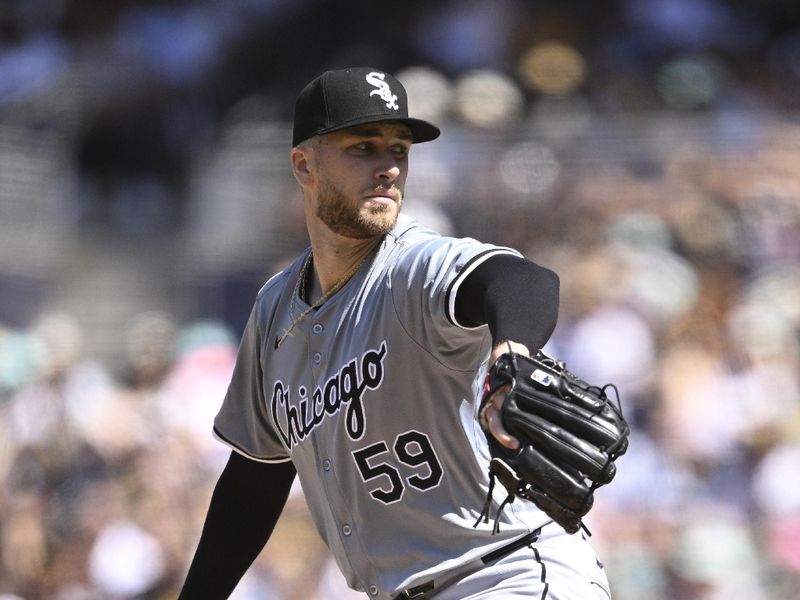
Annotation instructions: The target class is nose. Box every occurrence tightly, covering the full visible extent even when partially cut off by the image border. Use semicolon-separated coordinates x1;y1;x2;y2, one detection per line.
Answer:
375;155;401;183
377;165;400;184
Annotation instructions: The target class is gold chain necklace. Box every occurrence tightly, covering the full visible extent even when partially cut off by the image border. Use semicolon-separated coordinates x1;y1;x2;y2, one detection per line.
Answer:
275;249;371;349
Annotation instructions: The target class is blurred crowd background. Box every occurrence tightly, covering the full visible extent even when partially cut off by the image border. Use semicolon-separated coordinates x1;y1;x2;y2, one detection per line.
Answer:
2;0;800;599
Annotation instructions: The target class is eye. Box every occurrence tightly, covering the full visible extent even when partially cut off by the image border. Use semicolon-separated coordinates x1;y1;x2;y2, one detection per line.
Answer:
392;144;410;158
350;142;372;154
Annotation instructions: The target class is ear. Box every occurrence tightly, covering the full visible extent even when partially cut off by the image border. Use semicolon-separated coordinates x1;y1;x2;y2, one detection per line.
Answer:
291;146;314;187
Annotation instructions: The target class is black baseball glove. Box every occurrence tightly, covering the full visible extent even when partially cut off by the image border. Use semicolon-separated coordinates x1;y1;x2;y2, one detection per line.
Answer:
475;351;629;534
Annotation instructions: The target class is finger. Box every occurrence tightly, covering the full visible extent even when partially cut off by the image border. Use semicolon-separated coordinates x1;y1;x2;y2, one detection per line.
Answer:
485;391;520;450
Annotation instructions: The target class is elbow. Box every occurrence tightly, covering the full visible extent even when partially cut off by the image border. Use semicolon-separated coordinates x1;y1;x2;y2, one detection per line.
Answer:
540;267;560;333
529;261;559;311
538;265;559;296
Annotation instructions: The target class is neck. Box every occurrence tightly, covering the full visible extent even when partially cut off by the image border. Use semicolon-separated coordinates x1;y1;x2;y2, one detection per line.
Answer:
306;231;381;303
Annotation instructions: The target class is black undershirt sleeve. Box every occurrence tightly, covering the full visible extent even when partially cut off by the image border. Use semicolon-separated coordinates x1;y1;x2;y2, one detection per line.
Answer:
178;451;296;599
455;253;560;353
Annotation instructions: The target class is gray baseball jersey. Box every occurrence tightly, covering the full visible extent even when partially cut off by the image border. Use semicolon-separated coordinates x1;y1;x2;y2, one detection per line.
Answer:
213;215;551;599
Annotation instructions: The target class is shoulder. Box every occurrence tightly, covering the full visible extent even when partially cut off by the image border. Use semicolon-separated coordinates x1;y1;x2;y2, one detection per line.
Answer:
386;214;442;248
256;268;291;301
251;252;308;317
384;214;466;261
385;214;520;265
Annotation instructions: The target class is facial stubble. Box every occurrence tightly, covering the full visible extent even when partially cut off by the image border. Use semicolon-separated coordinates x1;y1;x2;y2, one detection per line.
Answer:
316;179;402;239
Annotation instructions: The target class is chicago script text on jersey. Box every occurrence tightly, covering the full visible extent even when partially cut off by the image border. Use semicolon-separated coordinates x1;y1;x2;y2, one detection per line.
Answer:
270;341;388;448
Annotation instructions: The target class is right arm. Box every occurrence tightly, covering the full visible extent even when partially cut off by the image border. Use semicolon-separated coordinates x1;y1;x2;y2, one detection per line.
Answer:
178;451;296;599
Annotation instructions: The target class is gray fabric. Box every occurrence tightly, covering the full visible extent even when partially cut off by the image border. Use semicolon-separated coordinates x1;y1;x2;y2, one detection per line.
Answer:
213;215;553;599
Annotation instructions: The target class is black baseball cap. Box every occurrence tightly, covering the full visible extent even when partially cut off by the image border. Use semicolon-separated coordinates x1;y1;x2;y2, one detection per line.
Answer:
292;67;441;147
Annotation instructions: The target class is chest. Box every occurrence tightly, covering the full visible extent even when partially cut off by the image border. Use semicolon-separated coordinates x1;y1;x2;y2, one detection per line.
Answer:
263;279;405;449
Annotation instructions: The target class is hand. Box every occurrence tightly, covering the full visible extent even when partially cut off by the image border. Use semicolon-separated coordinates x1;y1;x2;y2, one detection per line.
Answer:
482;341;530;451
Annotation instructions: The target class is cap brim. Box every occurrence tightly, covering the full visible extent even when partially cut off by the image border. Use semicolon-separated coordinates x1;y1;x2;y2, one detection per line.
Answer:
403;118;441;143
307;115;440;145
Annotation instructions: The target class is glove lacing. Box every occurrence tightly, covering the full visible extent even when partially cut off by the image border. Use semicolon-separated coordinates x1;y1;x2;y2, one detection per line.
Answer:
473;458;527;535
473;469;513;535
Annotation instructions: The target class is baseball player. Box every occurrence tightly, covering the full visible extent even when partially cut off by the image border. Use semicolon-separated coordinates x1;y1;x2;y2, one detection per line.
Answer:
179;67;611;599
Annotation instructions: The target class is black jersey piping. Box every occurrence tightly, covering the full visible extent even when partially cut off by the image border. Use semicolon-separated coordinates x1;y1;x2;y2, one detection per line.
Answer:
444;248;522;328
531;545;550;599
212;426;292;464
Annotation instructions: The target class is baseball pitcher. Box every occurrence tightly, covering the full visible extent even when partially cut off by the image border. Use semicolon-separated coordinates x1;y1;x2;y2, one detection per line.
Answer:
179;67;628;600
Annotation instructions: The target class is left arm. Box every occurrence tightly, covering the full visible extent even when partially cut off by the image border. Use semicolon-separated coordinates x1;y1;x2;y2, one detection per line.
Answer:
455;253;560;448
455;253;559;353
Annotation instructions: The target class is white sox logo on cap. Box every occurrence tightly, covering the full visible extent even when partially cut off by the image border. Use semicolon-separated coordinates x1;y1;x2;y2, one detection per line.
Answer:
366;72;399;110
292;66;439;146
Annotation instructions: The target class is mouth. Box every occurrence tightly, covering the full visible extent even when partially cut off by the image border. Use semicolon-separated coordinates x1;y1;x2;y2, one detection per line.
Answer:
364;187;401;203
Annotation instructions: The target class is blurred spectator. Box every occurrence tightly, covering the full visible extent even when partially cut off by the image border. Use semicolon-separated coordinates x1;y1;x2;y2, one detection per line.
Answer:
1;1;800;598
87;520;166;598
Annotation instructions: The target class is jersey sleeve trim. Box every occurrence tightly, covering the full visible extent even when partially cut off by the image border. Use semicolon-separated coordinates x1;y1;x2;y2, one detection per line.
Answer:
213;426;292;464
445;247;523;330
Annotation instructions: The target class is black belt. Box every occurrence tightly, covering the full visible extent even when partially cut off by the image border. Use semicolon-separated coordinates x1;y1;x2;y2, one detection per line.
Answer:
392;528;542;600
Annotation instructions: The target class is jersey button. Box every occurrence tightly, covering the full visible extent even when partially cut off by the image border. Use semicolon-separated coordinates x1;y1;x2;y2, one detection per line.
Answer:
313;352;322;364
322;459;331;472
342;524;352;536
312;323;324;334
368;585;378;596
